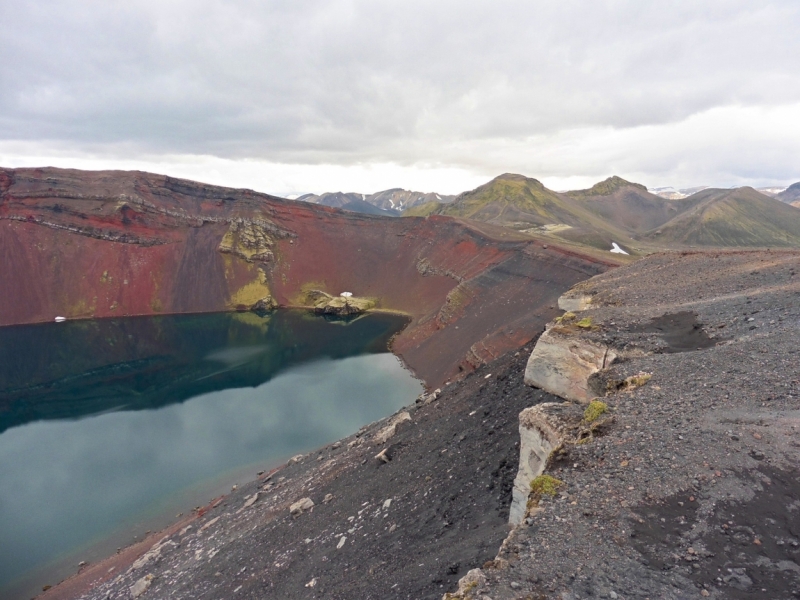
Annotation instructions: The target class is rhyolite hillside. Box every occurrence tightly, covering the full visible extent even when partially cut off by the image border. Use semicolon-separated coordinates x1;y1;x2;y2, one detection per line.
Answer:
405;173;800;252
0;167;614;386
776;182;800;207
403;174;675;253
564;176;702;235
643;186;800;247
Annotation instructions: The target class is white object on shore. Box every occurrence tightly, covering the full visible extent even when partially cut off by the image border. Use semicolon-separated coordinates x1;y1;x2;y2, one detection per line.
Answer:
610;242;629;255
340;292;353;297
54;316;66;322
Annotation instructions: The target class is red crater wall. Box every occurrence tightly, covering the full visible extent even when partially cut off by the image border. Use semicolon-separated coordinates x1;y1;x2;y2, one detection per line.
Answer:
0;167;615;386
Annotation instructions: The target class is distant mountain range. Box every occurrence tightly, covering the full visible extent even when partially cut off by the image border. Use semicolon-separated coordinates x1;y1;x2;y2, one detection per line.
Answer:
295;175;800;253
652;185;789;199
650;186;710;200
297;189;455;217
776;182;800;207
402;174;800;253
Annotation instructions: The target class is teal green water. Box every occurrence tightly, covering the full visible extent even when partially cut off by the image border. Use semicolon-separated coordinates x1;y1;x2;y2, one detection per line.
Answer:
0;311;421;599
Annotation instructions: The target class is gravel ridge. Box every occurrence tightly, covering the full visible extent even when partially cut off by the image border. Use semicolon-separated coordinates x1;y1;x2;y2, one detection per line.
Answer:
468;250;800;600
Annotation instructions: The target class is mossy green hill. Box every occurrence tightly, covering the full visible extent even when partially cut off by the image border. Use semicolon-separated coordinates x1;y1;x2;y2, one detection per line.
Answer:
402;201;442;217
567;176;702;235
566;175;647;198
643;187;800;247
403;174;800;253
405;174;652;254
437;173;575;228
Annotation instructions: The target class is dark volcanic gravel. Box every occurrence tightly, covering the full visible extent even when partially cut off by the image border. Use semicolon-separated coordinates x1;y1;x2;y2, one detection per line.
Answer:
628;311;718;352
467;250;800;600
43;250;800;600
634;466;800;598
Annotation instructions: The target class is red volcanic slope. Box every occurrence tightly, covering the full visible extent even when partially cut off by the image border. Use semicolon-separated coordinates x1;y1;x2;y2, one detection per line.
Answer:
0;167;616;386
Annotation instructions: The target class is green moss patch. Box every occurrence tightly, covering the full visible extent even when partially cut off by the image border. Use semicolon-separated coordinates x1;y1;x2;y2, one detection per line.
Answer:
529;474;564;498
583;400;608;424
554;311;597;332
607;372;652;394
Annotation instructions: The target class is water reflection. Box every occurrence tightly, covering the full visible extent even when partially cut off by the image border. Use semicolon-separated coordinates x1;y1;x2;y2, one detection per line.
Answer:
0;310;409;433
0;311;421;598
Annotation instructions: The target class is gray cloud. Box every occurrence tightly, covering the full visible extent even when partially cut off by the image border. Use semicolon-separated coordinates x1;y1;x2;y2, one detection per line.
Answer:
1;1;800;185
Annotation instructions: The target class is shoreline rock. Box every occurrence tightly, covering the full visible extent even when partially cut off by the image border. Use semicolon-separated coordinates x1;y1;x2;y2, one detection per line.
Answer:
303;289;377;316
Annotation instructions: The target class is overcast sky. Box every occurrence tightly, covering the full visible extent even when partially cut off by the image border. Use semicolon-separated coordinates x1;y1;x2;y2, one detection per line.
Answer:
2;1;800;196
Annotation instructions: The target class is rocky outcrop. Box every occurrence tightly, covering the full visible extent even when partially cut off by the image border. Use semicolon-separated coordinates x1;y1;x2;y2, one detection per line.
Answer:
373;411;412;445
416;257;465;283
510;403;587;524
218;218;288;262
302;290;377;316
250;295;277;314
130;574;153;598
557;293;592;312
289;497;314;515
456;250;800;600
442;568;488;599
523;327;616;403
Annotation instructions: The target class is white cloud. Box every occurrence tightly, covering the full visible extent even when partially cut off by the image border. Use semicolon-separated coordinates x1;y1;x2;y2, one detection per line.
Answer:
0;142;487;196
1;0;799;191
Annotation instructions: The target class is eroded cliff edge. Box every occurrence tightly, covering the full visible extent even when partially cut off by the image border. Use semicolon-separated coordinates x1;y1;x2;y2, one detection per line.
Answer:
33;250;800;600
448;249;800;600
0;166;614;386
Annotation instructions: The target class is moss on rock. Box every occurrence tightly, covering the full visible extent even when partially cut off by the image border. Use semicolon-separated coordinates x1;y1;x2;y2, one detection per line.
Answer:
529;474;564;498
583;400;608;424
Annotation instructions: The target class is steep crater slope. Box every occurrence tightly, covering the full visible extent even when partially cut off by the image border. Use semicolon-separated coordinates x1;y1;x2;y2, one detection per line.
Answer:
34;247;800;600
0;167;613;386
457;249;800;599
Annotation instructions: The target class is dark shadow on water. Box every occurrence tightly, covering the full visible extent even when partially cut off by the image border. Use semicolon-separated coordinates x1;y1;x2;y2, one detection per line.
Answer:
0;310;420;598
0;309;410;433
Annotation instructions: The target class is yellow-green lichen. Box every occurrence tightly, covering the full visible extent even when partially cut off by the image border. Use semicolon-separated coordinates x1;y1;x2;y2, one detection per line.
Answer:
229;269;272;308
607;372;652;394
218;220;276;262
553;311;597;332
583;400;608;424
529;474;564;498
